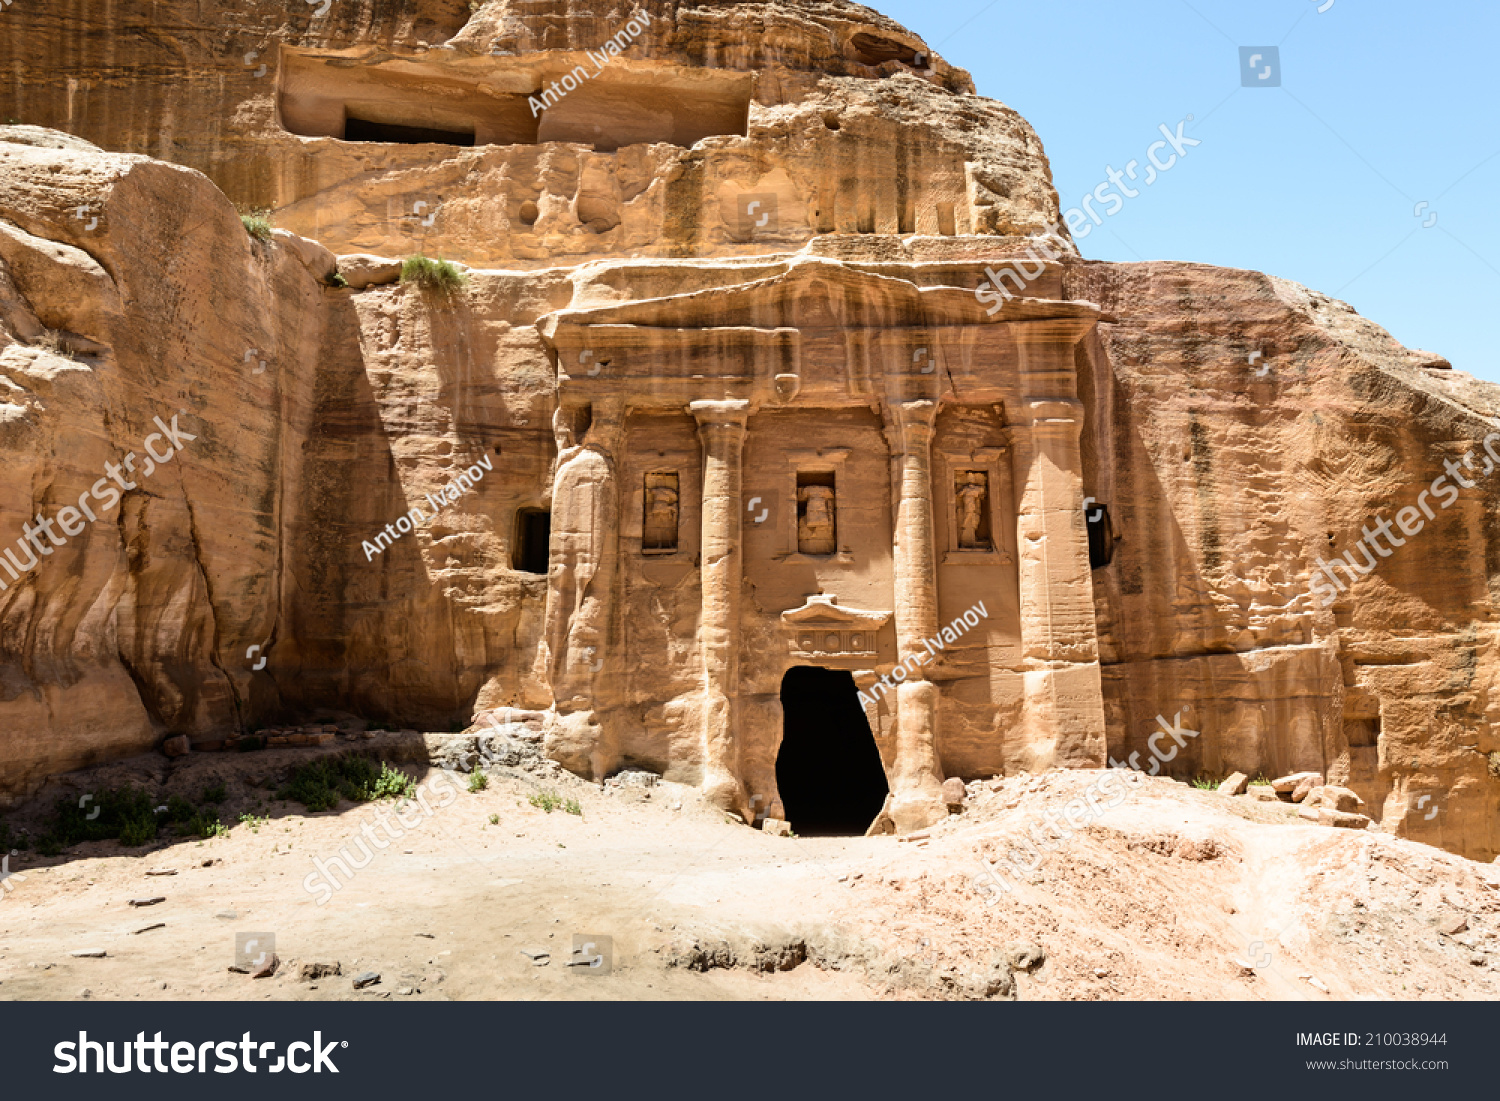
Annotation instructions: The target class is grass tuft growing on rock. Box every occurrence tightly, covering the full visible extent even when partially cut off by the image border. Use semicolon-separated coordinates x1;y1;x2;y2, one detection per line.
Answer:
401;254;468;293
239;208;274;243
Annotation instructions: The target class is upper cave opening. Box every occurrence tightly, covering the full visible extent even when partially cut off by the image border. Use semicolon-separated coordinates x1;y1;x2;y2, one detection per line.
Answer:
279;50;752;152
343;115;476;146
848;32;928;69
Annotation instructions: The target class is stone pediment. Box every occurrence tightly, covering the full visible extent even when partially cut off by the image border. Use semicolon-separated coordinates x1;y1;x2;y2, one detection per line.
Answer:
780;595;891;659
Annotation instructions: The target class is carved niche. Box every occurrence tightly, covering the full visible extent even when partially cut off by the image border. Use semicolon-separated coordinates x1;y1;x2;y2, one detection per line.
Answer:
643;472;679;552
796;475;837;556
955;471;992;550
938;445;1012;564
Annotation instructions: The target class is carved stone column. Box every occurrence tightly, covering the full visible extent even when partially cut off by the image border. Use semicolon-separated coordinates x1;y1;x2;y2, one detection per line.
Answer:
885;399;947;831
1009;320;1107;768
690;399;752;812
540;397;624;781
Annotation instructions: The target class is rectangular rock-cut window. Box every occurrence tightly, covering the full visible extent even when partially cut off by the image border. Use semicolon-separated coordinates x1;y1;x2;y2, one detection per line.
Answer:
954;471;992;550
643;472;680;552
514;508;551;574
796;472;837;556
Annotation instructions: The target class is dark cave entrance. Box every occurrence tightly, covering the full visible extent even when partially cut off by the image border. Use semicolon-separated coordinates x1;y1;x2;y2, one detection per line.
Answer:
343;115;476;146
775;666;889;836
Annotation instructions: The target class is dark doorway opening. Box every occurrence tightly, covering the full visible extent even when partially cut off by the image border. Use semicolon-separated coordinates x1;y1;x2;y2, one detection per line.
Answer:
1086;501;1116;568
775;666;889;836
343;115;476;146
514;509;551;574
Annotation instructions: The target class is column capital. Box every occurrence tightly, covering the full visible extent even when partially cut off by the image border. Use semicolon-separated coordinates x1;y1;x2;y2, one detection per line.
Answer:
1020;397;1083;421
882;398;939;454
1018;397;1084;436
688;398;752;429
895;398;938;426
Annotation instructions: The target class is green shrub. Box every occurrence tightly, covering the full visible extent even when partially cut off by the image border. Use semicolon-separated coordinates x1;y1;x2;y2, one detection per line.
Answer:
564;797;582;817
200;783;227;805
400;254;468;293
240;208;274;243
238;812;268;833
278;756;371;811
468;770;489;794
369;763;415;800
119;817;157;847
1190;776;1221;790
187;813;228;840
529;789;562;813
327;270;349;288
488;813;500;825
44;786;159;849
276;756;411;810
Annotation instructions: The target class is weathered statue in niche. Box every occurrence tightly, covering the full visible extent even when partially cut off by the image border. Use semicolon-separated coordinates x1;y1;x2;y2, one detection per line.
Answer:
956;471;992;549
797;483;837;555
643;472;679;551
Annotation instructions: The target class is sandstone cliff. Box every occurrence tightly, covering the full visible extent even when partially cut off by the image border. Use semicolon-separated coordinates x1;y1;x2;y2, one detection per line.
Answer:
0;1;1494;861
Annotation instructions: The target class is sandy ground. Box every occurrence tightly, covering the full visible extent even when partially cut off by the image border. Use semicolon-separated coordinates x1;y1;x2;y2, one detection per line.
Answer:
2;743;1497;1001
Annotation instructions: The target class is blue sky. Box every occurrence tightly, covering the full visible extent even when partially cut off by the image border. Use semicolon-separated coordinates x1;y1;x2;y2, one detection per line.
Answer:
872;0;1499;382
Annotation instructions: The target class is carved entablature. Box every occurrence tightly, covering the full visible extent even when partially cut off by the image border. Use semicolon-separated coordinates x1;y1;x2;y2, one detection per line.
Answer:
780;595;892;661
